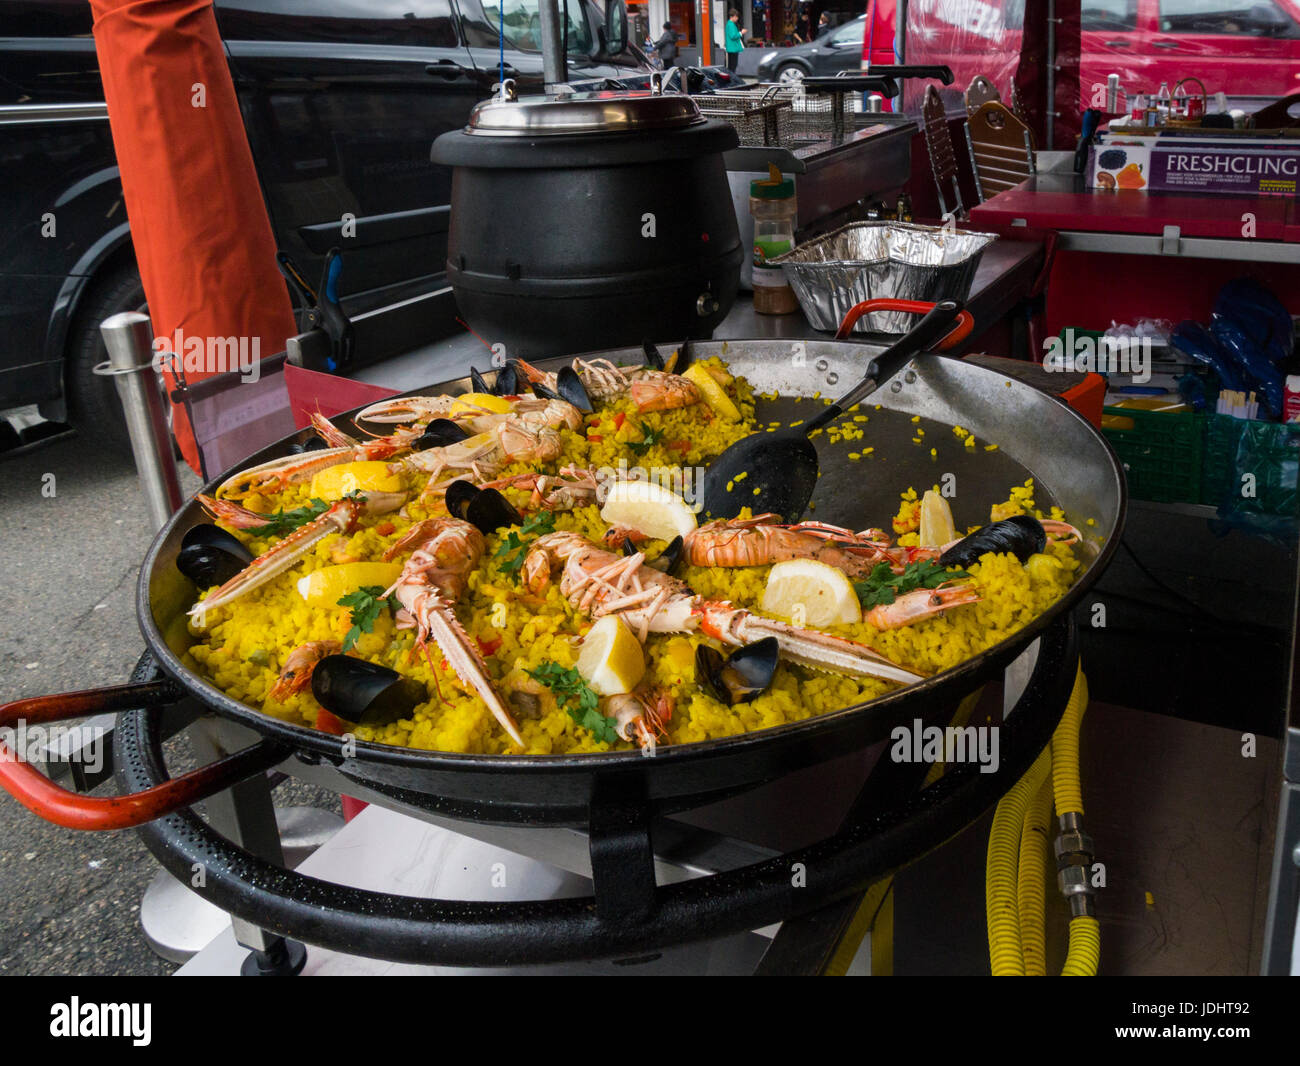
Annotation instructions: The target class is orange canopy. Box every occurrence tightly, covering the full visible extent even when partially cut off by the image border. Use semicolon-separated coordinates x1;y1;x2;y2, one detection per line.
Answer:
90;0;295;473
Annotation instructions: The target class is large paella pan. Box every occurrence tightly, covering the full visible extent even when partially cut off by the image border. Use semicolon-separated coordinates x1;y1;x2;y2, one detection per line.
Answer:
0;321;1124;830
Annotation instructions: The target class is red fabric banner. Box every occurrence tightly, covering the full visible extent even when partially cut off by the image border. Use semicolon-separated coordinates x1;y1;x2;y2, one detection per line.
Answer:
90;0;296;473
283;365;400;430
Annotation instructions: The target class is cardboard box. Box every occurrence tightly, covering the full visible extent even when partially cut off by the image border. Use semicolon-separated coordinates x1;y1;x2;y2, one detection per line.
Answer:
1088;130;1300;197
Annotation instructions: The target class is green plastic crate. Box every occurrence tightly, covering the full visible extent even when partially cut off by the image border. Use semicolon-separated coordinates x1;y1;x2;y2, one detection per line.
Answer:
1199;413;1244;507
1101;405;1203;504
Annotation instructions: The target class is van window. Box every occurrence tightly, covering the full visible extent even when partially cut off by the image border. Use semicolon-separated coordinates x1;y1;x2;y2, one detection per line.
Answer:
1159;0;1296;35
1082;1;1139;31
460;0;593;53
215;0;460;48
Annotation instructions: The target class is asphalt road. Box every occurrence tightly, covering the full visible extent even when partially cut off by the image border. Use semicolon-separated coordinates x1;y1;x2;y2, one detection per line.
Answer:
0;433;337;975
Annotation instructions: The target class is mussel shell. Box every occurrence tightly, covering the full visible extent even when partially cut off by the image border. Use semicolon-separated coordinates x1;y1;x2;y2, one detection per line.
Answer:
311;655;427;728
938;515;1046;570
494;362;519;396
555;365;593;413
625;533;684;575
288;435;329;455
469;366;492;395
466;488;522;534
176;524;255;588
695;637;780;706
444;478;478;521
642;340;665;370
445;480;522;533
415;417;470;450
652;534;684;575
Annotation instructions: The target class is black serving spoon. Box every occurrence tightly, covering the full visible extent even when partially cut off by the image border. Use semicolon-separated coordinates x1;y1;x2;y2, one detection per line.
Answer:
700;299;965;524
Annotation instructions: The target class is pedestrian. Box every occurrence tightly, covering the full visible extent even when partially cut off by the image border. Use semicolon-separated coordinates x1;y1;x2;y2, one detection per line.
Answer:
654;21;679;68
724;9;746;73
816;12;830;35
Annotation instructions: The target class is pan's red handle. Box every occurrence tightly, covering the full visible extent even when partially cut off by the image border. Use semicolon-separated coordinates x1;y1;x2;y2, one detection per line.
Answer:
835;298;975;350
0;681;285;830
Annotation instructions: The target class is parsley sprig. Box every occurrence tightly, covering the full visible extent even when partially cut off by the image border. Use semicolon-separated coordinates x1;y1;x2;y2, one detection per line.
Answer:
338;585;401;651
495;511;557;577
526;661;618;744
248;497;331;537
628;427;666;456
853;560;970;610
248;490;363;538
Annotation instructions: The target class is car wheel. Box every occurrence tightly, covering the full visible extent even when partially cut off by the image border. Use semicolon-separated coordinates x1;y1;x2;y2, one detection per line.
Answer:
65;259;160;458
777;63;806;85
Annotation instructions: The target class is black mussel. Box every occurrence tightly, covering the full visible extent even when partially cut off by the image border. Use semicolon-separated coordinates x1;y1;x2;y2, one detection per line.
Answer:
664;338;690;374
415;417;470;451
176;524;255;588
555;365;593;413
493;361;519;396
312;655;426;728
468;488;522;534
938;515;1046;570
642;340;665;370
288;435;329;455
652;534;684;575
624;533;684;575
469;365;492;395
444;478;478;521
445;480;522;533
695;637;780;706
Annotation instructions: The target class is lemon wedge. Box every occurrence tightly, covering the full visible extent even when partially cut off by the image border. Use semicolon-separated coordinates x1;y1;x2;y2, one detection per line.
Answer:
600;479;698;541
450;392;513;416
761;559;862;628
297;562;402;606
309;461;403;501
576;615;646;696
918;489;957;548
683;362;741;421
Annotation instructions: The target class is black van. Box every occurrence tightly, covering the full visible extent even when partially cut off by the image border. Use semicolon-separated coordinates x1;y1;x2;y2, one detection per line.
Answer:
0;0;724;450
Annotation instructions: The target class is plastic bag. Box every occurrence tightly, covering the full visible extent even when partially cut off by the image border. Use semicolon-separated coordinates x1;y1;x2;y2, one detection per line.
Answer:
1209;418;1300;544
1213;278;1293;365
1211;314;1285;418
1172;320;1244;392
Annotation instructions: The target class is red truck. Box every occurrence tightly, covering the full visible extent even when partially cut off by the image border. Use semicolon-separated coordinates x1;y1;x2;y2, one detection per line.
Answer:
863;0;1300;106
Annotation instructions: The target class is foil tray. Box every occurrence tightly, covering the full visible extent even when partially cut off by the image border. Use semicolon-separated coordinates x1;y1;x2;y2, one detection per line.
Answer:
770;222;998;334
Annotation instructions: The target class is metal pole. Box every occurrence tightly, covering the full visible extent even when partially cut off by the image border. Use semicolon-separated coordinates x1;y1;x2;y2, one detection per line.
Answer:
96;311;183;531
1046;0;1057;148
538;0;567;90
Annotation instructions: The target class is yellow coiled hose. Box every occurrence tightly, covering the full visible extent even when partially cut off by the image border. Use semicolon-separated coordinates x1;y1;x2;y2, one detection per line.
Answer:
986;665;1098;976
1017;776;1054;976
1061;915;1101;976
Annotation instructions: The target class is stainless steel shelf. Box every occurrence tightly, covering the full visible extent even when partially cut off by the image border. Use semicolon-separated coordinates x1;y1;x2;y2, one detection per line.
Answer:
1057;226;1300;264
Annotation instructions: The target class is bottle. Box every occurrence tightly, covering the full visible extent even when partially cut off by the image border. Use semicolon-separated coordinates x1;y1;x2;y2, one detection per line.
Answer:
749;165;799;315
1131;93;1147;122
1172;81;1187;118
1155;81;1171;124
